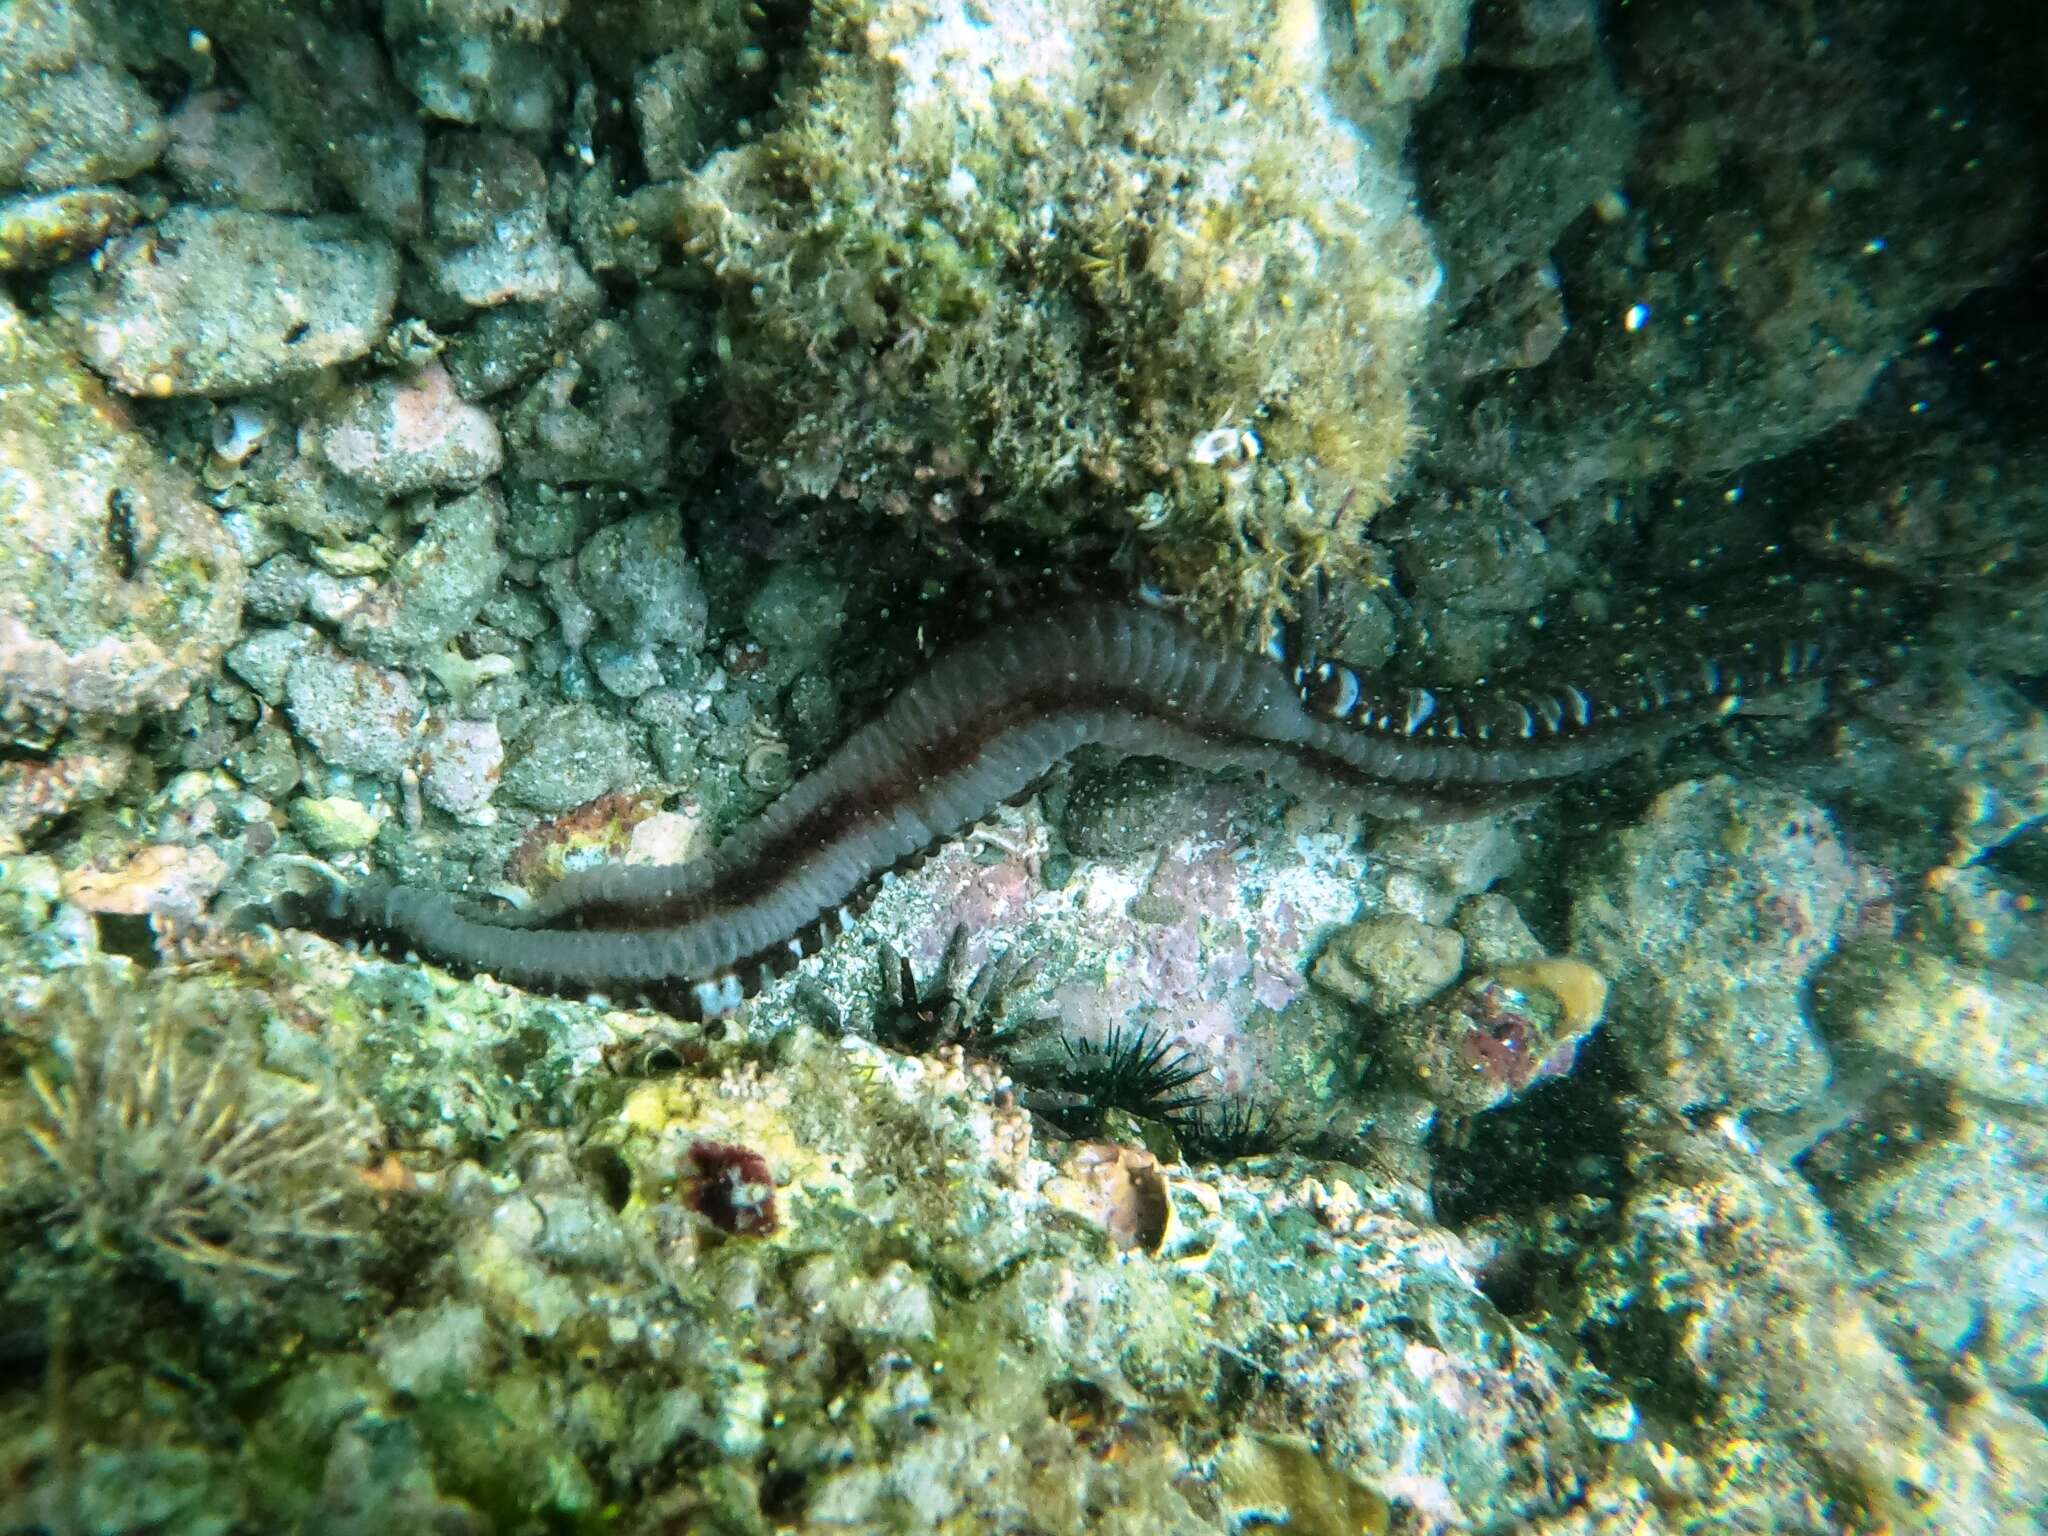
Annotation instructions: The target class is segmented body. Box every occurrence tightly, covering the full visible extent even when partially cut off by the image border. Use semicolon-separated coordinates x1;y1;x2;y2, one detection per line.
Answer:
296;594;1877;1018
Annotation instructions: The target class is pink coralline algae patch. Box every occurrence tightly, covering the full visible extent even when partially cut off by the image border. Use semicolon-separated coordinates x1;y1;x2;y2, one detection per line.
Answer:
62;843;227;919
417;717;504;819
900;838;1046;976
163;91;317;214
317;361;503;497
870;791;1369;1103
1453;985;1552;1089
1449;984;1580;1094
1394;959;1609;1115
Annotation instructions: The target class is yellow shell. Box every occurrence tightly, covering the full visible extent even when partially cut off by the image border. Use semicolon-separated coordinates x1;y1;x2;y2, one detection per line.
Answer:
1493;956;1609;1032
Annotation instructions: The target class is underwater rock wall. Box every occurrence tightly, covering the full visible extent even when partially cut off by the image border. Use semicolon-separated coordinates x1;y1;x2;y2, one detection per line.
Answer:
1;0;2046;1531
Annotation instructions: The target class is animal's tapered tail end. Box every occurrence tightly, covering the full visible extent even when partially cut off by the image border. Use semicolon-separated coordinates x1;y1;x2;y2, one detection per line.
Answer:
225;859;387;944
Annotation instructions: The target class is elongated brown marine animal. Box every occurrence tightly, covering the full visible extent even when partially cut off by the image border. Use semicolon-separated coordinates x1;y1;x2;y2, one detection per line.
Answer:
263;591;1891;1019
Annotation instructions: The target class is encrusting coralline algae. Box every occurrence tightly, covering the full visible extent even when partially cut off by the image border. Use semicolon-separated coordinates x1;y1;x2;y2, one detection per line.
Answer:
2;0;2047;1531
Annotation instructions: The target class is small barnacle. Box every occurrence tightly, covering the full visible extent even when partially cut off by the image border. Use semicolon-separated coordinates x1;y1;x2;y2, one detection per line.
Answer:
1046;1141;1173;1254
1188;424;1260;470
1133;490;1175;531
599;1020;704;1079
682;1140;778;1236
741;722;792;792
209;402;271;466
11;966;365;1320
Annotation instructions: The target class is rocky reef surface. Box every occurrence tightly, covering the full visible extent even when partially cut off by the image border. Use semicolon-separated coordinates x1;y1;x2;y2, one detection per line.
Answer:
2;0;2046;1531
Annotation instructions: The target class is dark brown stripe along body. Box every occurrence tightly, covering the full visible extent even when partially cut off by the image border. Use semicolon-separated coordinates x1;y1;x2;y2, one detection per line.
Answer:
313;596;1876;1018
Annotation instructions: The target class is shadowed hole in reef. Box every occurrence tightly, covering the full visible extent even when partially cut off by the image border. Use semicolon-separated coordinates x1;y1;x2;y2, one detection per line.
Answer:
587;0;818;178
1045;1378;1126;1454
580;1145;634;1214
1978;821;2048;891
0;1316;44;1377
92;911;160;968
1428;1029;1632;1234
105;487;140;579
639;1042;684;1075
493;1025;554;1089
759;1464;808;1522
1579;1299;1720;1431
1907;241;2048;432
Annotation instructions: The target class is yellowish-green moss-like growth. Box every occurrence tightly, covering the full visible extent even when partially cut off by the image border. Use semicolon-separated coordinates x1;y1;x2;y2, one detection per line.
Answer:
675;0;1454;622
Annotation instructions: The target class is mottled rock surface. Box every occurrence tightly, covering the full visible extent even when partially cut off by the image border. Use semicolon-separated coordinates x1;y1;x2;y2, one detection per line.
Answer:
1570;1116;2048;1536
1818;940;2048;1109
1571;777;1883;1116
283;646;423;779
1814;1100;2048;1406
0;297;244;744
336;487;508;666
0;0;165;192
316;364;504;497
69;208;398;397
1311;913;1464;1015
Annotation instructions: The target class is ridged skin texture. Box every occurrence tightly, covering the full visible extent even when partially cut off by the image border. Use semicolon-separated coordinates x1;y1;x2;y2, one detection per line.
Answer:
308;597;1869;1014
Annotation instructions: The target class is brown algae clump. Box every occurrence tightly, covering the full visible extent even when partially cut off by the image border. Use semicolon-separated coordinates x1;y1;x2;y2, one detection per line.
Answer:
674;0;1444;623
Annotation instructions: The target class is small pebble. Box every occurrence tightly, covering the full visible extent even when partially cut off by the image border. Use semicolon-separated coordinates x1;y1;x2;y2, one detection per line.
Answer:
74;207;397;396
289;793;386;853
1312;914;1465;1014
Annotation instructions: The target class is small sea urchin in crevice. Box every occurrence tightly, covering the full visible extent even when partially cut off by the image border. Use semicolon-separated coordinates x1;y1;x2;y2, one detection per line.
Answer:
1014;1021;1212;1139
1177;1098;1296;1165
1064;1022;1209;1120
7;966;370;1324
871;926;1053;1059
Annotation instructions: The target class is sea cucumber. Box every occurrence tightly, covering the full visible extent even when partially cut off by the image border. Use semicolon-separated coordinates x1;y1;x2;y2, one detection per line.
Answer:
272;593;1889;1018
